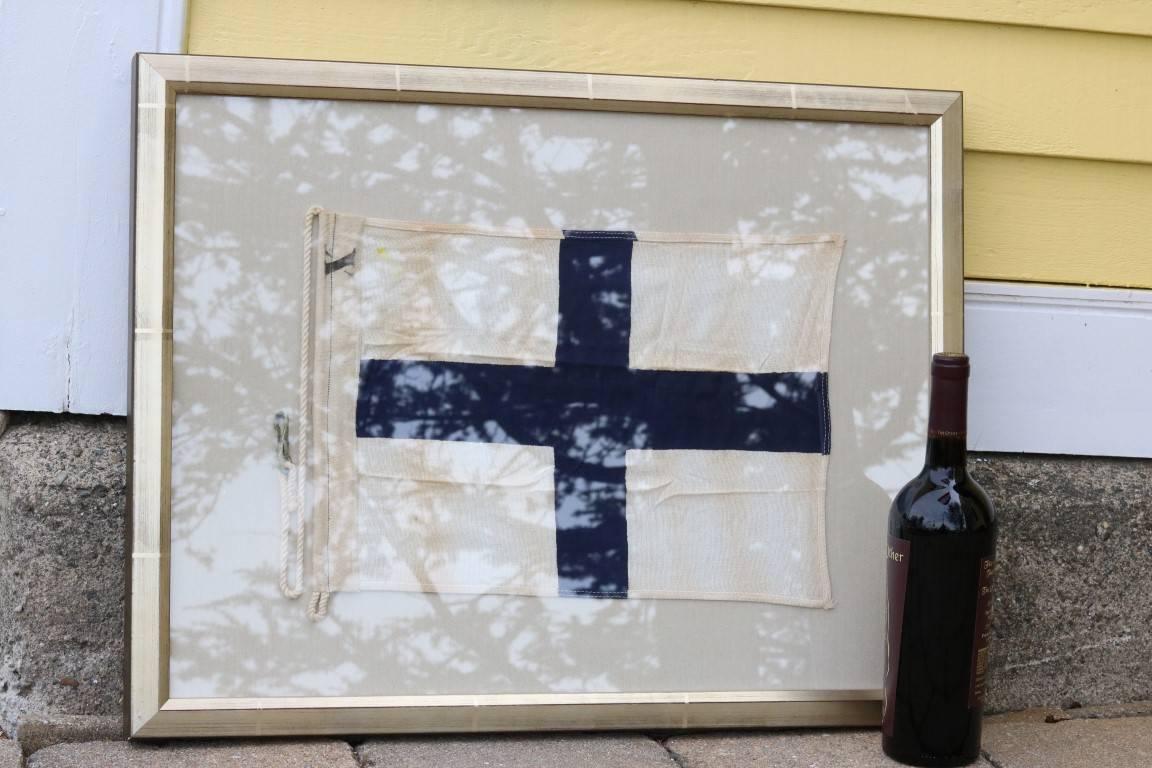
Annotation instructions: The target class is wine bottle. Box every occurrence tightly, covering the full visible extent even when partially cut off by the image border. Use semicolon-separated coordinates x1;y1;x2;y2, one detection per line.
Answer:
882;353;997;767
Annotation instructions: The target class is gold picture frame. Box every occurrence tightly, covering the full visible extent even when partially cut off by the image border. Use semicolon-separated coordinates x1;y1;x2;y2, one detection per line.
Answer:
129;53;963;738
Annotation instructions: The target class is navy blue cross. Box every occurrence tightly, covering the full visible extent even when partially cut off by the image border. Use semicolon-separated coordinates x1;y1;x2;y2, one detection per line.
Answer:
356;231;830;598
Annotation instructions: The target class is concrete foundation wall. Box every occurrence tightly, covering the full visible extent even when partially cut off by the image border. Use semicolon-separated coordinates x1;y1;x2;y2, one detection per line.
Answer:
974;453;1152;712
0;414;1148;734
0;415;125;734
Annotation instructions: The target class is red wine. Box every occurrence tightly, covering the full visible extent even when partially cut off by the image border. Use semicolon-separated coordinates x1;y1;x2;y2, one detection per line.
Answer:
882;353;997;767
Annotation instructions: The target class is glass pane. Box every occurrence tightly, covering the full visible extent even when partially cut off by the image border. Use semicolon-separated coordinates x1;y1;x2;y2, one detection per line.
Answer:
168;94;930;698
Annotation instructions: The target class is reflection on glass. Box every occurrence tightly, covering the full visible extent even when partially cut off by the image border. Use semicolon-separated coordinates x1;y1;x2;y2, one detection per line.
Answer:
169;95;929;698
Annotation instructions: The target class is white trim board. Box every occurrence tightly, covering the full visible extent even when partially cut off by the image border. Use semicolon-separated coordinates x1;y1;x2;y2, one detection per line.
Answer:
966;280;1152;458
0;0;185;415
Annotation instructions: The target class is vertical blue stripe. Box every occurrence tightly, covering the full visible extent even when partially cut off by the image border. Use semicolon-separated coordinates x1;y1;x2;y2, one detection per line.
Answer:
556;231;635;368
553;457;629;597
554;231;634;595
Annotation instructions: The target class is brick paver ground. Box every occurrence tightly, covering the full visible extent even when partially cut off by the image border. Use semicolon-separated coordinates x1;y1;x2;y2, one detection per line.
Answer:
24;739;358;768
0;738;21;768
15;707;1151;767
664;729;994;767
982;711;1152;768
358;734;676;767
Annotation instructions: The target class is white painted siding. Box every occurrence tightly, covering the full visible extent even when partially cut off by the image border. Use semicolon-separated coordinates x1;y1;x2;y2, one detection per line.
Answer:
0;0;184;414
967;282;1152;458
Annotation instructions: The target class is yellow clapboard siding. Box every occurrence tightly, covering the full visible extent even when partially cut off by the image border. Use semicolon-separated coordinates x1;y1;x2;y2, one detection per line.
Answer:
717;0;1152;38
967;152;1152;288
186;0;1152;166
185;0;1152;289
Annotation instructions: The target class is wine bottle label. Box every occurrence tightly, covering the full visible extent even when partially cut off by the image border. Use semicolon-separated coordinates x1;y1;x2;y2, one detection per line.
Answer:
969;558;995;707
882;535;910;737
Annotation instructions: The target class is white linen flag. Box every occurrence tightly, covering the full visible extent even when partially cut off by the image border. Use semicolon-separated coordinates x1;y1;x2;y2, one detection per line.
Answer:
292;210;843;617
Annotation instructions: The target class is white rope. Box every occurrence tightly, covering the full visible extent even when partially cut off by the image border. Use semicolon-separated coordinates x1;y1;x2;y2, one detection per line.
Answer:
300;207;321;553
277;207;326;606
307;590;331;621
276;412;304;600
302;207;330;620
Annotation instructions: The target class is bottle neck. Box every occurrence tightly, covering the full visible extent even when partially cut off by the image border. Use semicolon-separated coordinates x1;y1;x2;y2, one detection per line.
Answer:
925;367;968;471
925;435;967;471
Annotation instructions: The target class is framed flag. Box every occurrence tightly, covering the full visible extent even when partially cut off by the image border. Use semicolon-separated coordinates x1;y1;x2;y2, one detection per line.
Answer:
128;54;963;738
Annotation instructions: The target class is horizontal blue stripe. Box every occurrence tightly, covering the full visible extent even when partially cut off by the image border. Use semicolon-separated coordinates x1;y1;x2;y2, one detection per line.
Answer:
356;361;830;457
